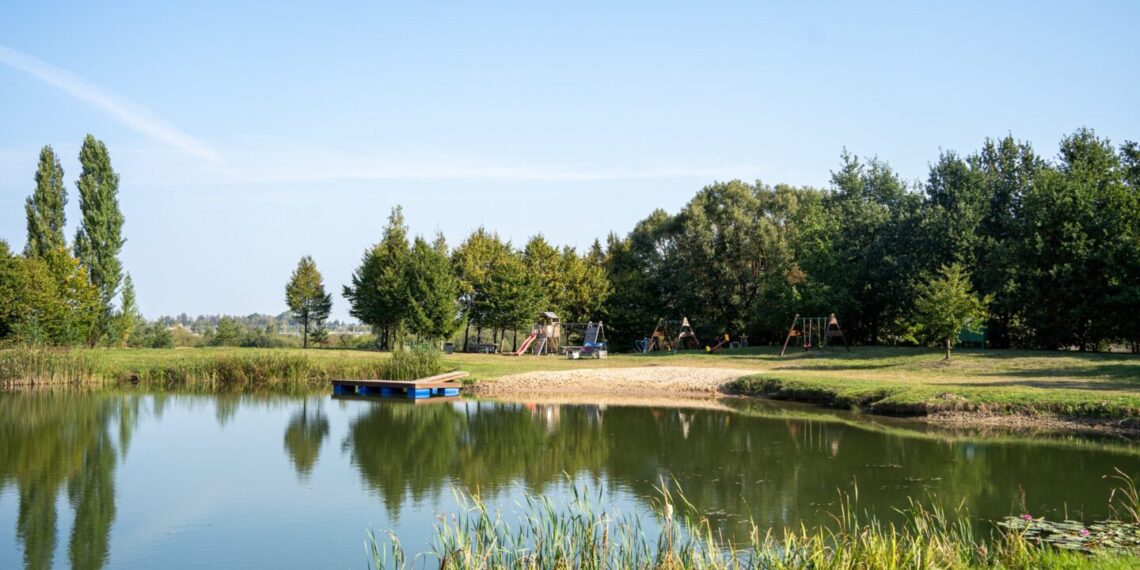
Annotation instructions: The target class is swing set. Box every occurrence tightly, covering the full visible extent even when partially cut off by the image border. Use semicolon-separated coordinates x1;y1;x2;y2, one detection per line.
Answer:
638;317;701;353
779;313;850;356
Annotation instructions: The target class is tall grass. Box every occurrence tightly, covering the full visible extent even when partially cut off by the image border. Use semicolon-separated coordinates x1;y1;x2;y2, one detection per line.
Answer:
0;348;393;390
0;349;100;385
380;345;446;381
367;481;1140;570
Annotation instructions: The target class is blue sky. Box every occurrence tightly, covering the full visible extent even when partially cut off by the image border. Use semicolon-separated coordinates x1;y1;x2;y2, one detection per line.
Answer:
1;1;1138;320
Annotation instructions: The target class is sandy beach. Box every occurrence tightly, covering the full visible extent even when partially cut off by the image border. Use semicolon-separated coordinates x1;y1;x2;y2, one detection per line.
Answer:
466;365;757;397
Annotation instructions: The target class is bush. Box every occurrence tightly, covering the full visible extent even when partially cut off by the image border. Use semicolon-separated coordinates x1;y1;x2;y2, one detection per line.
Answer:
128;323;174;348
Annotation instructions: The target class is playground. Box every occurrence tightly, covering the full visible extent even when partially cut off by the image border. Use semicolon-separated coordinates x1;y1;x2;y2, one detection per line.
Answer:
457;344;1140;435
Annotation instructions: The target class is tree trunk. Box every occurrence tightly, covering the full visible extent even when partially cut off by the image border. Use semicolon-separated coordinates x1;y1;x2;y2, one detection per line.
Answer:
303;317;308;349
944;337;951;361
463;321;470;353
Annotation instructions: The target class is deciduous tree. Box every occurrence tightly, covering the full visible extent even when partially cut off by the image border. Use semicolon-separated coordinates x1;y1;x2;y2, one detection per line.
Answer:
405;235;462;342
344;207;410;348
24;145;68;259
73;135;125;345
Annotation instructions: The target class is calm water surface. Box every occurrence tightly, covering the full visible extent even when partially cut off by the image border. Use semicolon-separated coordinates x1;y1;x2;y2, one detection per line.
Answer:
1;390;1138;569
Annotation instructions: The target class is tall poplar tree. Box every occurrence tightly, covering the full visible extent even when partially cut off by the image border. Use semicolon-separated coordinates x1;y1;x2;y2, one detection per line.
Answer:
73;135;124;344
285;256;332;349
24;145;68;259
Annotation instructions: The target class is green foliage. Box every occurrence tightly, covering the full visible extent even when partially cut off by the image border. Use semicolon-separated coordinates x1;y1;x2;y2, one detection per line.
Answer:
110;274;141;347
73;134;125;345
0;242;100;346
405;235;462;341
285;255;332;348
24;145;68;259
452;227;513;335
379;344;446;380
344;207;411;347
127;322;174;348
368;482;1140;569
519;234;611;322
911;263;990;359
208;316;247;346
480;247;544;336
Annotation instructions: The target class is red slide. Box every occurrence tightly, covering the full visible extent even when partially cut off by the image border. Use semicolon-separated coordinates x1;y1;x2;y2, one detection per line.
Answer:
508;331;538;356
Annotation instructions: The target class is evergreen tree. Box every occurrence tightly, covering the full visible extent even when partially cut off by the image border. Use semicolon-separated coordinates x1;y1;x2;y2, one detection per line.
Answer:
285;255;332;349
209;317;246;346
912;263;989;360
24;145;68;259
73;135;125;345
343;207;410;348
405;234;462;342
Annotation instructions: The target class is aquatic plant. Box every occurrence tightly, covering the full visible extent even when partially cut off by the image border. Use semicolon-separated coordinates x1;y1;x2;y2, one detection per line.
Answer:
367;479;1140;569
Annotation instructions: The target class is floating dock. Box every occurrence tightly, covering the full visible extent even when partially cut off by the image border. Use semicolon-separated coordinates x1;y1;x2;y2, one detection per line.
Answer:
330;371;468;399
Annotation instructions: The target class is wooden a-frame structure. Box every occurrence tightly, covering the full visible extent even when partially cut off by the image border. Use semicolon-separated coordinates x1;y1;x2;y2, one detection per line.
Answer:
645;317;701;352
779;313;850;356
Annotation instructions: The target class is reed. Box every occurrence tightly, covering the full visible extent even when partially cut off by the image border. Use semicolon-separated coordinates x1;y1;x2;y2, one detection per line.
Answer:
367;481;1140;570
0;348;391;390
0;349;101;385
380;345;446;381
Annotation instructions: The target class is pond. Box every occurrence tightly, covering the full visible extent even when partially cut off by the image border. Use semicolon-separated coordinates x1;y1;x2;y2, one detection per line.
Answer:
1;390;1137;569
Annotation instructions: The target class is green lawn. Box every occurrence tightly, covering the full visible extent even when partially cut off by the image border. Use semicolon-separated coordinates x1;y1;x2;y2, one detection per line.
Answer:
4;345;1140;420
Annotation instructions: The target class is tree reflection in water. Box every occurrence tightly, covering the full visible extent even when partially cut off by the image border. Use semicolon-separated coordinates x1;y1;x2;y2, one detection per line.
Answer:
283;399;329;481
0;391;139;570
342;398;1136;536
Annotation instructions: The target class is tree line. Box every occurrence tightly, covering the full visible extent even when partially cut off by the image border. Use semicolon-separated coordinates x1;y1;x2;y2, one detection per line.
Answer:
334;207;610;349
333;128;1138;354
600;129;1138;352
3;128;1137;354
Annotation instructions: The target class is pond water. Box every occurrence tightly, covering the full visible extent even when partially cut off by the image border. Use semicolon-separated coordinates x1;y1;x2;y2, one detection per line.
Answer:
1;390;1138;569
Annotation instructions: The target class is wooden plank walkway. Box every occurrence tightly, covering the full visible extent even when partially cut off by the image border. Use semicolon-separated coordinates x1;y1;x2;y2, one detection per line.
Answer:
331;371;468;399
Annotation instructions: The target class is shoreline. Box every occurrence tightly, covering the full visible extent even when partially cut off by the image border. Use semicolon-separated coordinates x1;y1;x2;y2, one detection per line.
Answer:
470;365;1140;438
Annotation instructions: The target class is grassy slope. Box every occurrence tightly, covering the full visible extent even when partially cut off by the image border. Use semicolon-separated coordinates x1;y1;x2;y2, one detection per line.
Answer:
3;345;1139;419
717;346;1140;419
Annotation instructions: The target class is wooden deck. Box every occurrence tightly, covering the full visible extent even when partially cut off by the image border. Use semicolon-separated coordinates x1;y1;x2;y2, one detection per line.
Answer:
331;393;462;405
331;371;468;399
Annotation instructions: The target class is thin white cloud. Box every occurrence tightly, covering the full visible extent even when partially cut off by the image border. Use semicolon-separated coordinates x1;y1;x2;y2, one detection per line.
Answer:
0;44;221;163
213;141;762;185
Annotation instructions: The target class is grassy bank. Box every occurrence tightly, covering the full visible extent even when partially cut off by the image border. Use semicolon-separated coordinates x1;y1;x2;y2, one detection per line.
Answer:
721;348;1140;425
367;479;1140;569
0;348;393;390
2;346;1139;425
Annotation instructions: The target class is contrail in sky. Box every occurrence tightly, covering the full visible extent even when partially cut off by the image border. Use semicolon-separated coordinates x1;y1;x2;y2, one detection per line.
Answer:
0;44;221;163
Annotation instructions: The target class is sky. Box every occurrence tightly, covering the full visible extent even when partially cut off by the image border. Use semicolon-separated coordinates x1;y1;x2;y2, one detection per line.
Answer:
1;1;1138;321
